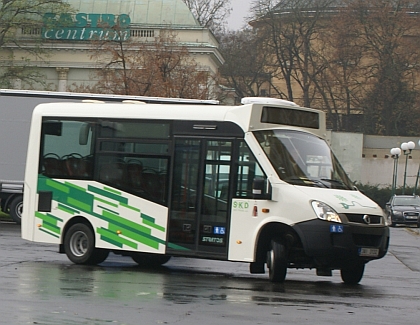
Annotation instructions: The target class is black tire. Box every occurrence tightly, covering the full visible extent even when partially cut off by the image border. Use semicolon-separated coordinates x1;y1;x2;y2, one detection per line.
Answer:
267;240;288;283
9;195;23;225
340;263;365;285
64;223;109;265
131;253;171;267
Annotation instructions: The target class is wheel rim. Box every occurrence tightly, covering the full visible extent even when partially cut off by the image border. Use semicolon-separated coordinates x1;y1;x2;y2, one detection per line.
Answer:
15;202;23;219
69;231;89;257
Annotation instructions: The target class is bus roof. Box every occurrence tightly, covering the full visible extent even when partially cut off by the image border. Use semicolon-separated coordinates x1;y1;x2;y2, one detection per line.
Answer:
32;99;326;137
0;89;219;105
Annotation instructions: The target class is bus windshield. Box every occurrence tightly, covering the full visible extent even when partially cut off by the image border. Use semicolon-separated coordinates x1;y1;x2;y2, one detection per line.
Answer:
254;130;354;190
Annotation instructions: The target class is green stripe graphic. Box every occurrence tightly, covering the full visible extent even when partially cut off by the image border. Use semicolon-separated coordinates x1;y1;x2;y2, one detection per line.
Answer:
57;203;80;215
37;175;167;251
97;227;137;249
88;185;128;204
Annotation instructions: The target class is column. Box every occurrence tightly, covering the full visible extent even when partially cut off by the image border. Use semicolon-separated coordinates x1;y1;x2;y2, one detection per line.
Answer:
56;67;69;92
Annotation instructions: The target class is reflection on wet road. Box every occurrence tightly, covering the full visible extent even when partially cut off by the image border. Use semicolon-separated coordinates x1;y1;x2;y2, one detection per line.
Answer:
1;223;419;325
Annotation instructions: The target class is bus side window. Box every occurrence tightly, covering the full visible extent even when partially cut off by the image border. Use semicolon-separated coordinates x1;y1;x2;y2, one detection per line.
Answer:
126;160;144;190
235;141;267;199
40;119;94;179
96;149;169;205
98;161;127;188
42;153;64;177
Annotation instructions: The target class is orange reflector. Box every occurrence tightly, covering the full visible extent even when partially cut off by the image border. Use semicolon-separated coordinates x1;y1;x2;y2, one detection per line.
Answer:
117;230;122;235
236;240;242;244
37;224;42;228
262;208;270;213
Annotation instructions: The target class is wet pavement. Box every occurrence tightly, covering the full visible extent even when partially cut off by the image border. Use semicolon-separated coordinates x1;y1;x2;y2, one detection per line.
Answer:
0;221;419;325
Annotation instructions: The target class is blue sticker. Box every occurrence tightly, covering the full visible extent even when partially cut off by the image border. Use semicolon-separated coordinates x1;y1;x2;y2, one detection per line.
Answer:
214;227;226;235
330;225;344;233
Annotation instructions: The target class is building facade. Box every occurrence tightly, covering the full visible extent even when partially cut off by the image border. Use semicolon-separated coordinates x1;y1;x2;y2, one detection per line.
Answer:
0;0;224;95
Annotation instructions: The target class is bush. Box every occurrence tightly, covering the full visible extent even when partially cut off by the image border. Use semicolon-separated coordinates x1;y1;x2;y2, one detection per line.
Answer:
355;183;418;208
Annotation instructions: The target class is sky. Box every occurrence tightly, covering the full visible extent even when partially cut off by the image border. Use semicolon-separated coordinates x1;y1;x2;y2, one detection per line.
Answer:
228;0;254;30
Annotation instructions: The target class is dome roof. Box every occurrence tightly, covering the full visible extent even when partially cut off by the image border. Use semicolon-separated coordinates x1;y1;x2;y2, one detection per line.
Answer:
65;0;200;26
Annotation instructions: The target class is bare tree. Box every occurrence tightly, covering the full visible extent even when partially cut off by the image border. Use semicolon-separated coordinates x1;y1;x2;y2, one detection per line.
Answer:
219;29;278;99
249;0;338;107
1;0;69;46
0;0;71;86
247;0;420;135
75;30;213;99
182;0;232;33
313;3;367;131
342;0;420;135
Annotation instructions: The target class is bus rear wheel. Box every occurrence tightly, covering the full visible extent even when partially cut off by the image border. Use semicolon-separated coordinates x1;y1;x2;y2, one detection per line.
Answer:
64;223;109;265
131;253;171;267
267;240;288;283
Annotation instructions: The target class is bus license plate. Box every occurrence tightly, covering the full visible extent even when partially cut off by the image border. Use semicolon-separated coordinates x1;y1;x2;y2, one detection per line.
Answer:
359;248;379;257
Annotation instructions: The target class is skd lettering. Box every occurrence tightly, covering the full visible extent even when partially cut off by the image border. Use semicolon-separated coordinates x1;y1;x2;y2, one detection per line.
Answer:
233;201;249;210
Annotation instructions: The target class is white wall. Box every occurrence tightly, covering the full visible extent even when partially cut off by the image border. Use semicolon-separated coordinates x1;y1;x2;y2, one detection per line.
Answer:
329;132;363;182
331;132;420;188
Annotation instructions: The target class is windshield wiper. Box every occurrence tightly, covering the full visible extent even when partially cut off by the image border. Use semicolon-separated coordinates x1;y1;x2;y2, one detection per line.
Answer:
320;178;348;188
285;177;328;188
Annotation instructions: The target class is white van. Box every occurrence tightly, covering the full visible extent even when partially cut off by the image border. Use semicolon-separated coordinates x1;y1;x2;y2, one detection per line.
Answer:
22;97;390;284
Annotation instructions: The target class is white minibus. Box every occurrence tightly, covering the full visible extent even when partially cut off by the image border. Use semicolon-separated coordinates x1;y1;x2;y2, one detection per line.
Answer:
22;97;390;284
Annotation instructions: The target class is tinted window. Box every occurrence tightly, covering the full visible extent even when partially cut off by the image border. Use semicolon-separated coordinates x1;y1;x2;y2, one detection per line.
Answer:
96;120;171;205
40;119;94;179
99;121;170;139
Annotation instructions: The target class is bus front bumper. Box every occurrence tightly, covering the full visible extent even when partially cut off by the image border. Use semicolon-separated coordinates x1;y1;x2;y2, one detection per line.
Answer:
292;219;390;269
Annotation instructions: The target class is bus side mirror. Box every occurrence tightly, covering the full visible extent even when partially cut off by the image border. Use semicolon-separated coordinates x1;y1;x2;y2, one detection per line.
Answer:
252;178;272;200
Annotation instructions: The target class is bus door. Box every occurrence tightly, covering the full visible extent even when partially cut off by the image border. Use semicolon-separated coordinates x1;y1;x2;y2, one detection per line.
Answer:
168;138;234;258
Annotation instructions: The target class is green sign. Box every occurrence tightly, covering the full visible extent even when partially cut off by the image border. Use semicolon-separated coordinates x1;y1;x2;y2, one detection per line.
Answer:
42;13;131;41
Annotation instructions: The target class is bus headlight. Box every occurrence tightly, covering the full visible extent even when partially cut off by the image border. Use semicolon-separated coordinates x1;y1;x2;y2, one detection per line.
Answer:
311;201;342;223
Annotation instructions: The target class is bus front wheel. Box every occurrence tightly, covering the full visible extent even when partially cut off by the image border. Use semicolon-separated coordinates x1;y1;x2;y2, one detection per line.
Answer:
267;239;288;283
340;262;365;285
64;223;109;265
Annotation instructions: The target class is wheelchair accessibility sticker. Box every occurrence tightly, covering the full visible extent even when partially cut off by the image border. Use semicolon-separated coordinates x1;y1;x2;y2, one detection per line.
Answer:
330;225;344;233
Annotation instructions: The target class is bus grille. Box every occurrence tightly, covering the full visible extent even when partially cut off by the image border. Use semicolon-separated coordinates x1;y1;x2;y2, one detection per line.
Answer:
346;214;382;225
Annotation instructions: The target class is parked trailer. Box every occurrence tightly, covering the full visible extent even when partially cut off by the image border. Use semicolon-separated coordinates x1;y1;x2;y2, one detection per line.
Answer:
0;89;217;224
0;181;24;223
